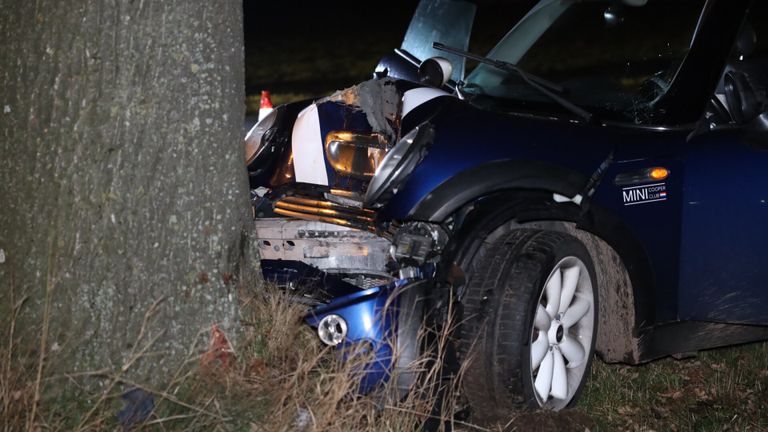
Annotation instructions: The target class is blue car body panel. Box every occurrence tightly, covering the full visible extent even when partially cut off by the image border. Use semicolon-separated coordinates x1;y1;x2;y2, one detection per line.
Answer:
381;102;613;220
594;142;686;324
678;130;768;324
305;278;418;394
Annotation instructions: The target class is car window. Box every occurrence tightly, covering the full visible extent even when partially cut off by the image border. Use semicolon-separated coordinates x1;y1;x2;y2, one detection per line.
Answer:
464;0;706;124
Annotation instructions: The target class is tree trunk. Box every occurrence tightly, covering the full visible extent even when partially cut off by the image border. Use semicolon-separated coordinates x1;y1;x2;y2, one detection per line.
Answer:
0;0;251;393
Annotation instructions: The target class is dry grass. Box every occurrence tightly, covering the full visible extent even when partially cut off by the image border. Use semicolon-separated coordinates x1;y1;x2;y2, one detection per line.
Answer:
233;285;475;432
2;276;33;431
4;275;768;431
1;282;478;431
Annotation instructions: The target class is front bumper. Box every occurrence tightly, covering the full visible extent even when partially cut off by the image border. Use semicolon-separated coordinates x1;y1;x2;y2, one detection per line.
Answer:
256;217;426;394
305;277;423;394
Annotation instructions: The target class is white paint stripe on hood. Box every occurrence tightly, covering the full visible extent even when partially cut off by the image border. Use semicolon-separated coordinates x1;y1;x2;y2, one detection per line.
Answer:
401;87;451;118
291;104;329;186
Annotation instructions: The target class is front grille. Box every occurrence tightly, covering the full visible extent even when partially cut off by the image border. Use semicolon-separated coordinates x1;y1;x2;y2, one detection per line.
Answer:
340;274;394;290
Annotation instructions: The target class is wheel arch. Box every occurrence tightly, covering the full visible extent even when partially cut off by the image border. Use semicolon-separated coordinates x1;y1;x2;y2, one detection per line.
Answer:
438;189;652;364
408;160;587;222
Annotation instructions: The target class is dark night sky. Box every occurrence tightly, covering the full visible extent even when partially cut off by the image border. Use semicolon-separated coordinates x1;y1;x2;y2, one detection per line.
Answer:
242;1;535;98
243;2;420;96
243;1;420;39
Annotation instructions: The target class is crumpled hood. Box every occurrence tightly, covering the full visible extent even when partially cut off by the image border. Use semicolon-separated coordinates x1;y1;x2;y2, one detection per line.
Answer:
316;77;401;144
251;78;453;193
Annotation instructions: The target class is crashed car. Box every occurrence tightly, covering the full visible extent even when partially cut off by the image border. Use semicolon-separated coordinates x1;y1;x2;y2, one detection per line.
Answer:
245;0;768;420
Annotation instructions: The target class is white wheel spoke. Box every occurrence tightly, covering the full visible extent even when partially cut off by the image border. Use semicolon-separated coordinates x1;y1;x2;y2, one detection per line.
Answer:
561;296;591;328
558;266;580;314
559;336;585;367
527;255;595;409
544;270;561;318
534;305;551;331
534;350;554;401
550;348;568;400
531;331;549;370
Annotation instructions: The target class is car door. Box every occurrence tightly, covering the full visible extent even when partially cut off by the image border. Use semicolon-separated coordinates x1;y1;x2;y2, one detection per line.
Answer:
677;2;768;325
677;128;768;325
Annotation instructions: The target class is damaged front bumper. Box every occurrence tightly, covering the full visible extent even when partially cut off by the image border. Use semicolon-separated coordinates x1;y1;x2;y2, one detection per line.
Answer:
255;217;440;394
304;278;425;395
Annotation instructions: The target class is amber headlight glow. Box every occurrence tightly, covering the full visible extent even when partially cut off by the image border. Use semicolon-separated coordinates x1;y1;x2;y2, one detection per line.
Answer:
325;131;389;179
244;109;278;165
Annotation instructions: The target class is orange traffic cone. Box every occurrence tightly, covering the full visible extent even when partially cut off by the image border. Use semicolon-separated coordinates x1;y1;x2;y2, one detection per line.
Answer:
258;90;273;122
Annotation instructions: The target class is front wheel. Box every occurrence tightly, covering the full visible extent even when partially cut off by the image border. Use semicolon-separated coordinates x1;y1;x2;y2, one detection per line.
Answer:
459;229;598;423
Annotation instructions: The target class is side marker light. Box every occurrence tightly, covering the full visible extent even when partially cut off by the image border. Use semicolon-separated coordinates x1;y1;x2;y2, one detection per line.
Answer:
649;167;669;180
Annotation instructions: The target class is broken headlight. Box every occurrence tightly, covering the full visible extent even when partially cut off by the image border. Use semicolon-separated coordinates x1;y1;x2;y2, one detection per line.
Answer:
364;124;434;207
324;131;389;179
245;108;279;165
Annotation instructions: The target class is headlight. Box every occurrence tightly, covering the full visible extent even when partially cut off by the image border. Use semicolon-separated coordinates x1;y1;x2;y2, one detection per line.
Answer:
245;108;279;165
324;131;389;179
364;124;434;207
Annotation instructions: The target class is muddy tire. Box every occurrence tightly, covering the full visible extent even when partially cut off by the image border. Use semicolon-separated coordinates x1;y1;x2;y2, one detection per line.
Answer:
392;280;428;398
459;229;598;423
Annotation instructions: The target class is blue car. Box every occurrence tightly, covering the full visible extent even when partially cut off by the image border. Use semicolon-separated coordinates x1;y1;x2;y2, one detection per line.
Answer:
245;0;768;422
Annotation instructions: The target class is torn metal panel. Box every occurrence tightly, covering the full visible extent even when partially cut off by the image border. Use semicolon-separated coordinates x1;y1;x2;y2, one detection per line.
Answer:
254;218;392;284
319;77;400;142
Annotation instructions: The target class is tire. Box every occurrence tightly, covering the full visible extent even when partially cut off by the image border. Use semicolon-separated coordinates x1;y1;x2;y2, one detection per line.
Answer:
459;228;598;423
391;280;427;398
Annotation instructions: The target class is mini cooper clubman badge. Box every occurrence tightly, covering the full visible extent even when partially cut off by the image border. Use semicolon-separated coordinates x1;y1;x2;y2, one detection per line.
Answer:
622;182;667;205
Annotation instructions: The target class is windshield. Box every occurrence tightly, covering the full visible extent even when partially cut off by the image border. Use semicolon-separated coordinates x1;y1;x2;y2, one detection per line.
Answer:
463;0;706;124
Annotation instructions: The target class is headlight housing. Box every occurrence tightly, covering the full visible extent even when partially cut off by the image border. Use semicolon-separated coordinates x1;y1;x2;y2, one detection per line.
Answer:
364;123;434;207
324;131;389;179
245;108;279;166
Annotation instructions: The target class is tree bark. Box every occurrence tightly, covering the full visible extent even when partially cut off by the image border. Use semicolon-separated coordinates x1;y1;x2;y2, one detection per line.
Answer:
0;0;251;390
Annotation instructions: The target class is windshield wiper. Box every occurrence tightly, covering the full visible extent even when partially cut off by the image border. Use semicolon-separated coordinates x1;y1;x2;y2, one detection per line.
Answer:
433;42;593;123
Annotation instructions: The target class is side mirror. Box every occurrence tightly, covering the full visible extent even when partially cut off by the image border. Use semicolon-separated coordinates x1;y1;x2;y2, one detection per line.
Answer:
418;57;453;88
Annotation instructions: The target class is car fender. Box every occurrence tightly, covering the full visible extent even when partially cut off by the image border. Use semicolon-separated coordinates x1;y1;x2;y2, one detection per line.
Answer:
408;159;587;222
375;97;617;222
